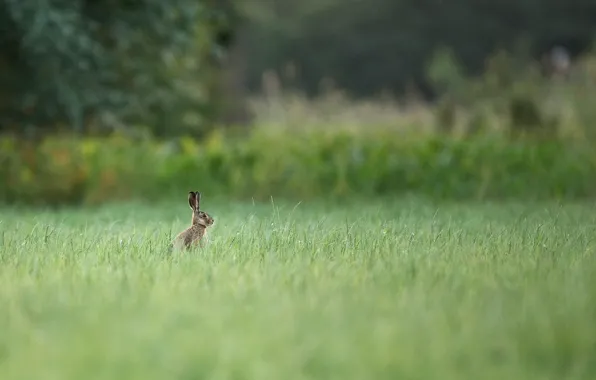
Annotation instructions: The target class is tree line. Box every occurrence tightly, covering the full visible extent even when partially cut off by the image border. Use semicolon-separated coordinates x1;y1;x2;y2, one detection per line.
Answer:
240;0;596;99
1;0;595;136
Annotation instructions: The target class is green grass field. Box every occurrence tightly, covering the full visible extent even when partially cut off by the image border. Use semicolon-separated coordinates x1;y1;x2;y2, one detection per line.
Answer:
0;197;595;380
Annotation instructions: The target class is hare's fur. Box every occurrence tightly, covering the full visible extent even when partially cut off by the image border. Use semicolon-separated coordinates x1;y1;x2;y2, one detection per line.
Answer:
171;191;214;251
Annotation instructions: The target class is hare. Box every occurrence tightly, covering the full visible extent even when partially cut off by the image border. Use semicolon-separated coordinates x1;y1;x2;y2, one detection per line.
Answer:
170;191;214;251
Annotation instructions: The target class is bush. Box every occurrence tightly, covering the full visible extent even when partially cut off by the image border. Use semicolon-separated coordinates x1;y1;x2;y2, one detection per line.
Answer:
1;127;595;206
426;47;596;139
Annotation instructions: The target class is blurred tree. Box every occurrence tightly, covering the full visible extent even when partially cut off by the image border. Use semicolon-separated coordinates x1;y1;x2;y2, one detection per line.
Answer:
0;0;241;137
206;0;253;126
241;0;596;99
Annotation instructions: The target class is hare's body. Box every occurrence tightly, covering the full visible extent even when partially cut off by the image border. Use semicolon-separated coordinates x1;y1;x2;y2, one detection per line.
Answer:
170;191;214;251
172;224;208;250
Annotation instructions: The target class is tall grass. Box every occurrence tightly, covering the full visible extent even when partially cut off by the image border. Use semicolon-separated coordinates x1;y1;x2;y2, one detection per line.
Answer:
0;198;595;379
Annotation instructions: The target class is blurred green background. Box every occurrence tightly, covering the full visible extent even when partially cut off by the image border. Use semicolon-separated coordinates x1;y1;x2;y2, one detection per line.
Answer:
1;0;596;205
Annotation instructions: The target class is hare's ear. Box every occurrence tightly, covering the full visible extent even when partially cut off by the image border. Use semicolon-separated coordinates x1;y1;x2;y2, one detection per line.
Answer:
195;191;201;210
188;191;197;210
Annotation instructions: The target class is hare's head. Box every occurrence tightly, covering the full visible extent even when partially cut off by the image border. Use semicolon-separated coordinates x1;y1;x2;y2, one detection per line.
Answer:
188;191;214;227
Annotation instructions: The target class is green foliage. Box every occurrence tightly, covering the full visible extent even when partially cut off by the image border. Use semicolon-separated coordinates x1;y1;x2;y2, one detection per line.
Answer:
1;199;596;379
0;0;239;136
1;127;596;206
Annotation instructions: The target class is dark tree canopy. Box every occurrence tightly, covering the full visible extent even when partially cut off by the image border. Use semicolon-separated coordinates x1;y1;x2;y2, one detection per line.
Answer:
241;0;596;99
0;0;237;136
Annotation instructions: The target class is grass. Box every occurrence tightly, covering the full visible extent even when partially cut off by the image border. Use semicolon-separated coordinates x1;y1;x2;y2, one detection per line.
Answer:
0;197;595;380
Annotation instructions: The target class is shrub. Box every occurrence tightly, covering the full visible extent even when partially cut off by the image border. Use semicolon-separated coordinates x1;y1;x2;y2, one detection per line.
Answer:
426;47;596;139
1;127;595;206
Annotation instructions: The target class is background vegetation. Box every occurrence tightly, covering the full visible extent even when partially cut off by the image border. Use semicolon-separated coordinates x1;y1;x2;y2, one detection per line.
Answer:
1;0;596;205
0;0;594;205
240;0;596;98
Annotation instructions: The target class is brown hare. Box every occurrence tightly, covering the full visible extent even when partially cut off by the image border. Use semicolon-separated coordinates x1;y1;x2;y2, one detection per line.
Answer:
171;191;214;251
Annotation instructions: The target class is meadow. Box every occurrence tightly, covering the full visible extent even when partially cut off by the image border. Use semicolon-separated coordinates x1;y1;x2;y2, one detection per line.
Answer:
0;196;595;380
